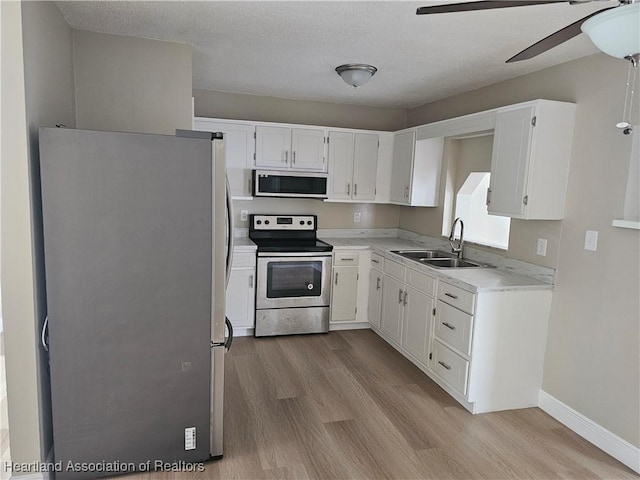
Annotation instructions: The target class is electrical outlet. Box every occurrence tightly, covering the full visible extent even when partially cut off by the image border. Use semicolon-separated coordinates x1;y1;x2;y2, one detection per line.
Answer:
240;210;248;221
536;238;547;256
354;211;361;223
584;230;598;251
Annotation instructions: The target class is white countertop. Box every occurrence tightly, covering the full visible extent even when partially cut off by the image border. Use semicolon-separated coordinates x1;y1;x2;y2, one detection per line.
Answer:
320;236;552;293
232;237;257;252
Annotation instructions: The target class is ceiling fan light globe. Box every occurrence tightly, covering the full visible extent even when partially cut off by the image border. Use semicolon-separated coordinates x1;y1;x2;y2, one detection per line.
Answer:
581;2;640;59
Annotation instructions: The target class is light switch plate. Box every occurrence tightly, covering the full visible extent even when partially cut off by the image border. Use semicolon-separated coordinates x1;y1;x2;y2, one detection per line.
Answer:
240;210;248;221
354;211;361;223
584;230;598;251
536;238;548;256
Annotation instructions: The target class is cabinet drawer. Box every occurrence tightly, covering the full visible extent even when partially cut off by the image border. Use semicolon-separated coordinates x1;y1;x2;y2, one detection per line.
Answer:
437;282;475;314
435;301;473;356
406;268;436;296
334;251;360;266
232;252;257;268
384;260;406;281
432;339;469;396
371;252;384;270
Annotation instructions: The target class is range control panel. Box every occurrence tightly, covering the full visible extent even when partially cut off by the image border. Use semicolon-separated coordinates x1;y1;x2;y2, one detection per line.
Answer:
251;215;316;231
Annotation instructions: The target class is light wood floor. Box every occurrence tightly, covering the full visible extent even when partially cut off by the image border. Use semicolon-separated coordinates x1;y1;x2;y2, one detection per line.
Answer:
122;330;636;480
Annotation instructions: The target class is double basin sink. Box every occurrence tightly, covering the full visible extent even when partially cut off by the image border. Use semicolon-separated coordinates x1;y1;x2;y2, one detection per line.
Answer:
390;250;494;269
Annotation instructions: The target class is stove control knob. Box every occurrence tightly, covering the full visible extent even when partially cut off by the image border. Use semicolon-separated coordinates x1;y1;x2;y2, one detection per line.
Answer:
307;220;312;225
265;220;270;225
256;220;262;225
300;220;305;225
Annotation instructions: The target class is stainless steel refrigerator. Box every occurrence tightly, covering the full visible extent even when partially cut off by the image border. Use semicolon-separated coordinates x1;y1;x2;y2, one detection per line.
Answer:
39;127;232;479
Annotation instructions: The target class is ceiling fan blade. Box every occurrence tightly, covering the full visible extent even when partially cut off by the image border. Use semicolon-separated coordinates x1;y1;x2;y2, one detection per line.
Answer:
416;1;570;15
505;6;614;62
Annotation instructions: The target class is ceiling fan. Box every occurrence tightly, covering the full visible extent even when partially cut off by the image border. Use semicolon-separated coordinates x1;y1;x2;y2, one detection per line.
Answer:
416;0;639;64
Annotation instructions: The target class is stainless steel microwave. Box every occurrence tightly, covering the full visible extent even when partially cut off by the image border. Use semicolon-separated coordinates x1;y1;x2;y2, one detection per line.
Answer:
253;170;328;198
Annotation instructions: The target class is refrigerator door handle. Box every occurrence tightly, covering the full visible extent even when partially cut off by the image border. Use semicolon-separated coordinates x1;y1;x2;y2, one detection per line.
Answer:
224;317;233;351
225;174;234;289
41;316;49;352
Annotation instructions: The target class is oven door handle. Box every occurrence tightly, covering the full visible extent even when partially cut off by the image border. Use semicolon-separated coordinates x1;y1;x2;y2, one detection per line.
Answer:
257;251;333;258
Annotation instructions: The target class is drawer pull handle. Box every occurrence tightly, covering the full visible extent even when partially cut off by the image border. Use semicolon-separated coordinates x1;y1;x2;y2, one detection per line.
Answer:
341;257;355;261
398;289;403;304
371;259;380;264
444;292;459;299
442;322;455;330
438;361;452;370
376;278;381;290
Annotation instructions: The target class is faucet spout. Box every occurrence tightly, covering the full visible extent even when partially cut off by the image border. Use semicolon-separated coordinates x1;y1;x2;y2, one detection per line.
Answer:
449;218;464;259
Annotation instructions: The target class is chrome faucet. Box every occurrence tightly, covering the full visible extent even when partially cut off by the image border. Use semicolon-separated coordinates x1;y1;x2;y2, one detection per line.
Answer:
449;218;464;258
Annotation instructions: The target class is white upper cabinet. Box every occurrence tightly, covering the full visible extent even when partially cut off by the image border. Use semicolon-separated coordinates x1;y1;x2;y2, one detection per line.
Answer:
352;133;379;201
193;118;255;198
255;125;327;172
390;130;415;204
488;100;576;219
291;128;327;171
327;131;354;199
390;130;443;206
255;125;292;169
327;131;379;201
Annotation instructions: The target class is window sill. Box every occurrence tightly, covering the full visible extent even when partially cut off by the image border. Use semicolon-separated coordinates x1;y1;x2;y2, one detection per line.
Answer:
612;219;640;230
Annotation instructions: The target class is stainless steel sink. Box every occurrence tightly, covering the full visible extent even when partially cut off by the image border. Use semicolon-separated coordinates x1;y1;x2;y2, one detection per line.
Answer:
391;250;453;260
391;249;493;269
420;258;493;269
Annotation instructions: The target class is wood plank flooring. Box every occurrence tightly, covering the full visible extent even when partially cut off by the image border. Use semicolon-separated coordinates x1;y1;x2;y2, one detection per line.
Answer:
118;330;637;480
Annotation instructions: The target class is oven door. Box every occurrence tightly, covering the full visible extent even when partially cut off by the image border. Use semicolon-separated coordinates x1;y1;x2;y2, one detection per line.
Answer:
256;253;332;309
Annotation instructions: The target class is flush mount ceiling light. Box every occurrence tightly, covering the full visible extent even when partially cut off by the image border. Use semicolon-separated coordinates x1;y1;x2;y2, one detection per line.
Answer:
581;2;640;135
335;64;377;88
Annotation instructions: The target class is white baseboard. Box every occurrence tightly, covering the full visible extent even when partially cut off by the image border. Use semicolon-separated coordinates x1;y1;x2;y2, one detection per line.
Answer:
329;322;370;331
538;390;640;473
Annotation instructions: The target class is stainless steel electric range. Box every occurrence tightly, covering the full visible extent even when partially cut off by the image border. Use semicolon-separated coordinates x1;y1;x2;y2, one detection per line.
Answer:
249;214;333;337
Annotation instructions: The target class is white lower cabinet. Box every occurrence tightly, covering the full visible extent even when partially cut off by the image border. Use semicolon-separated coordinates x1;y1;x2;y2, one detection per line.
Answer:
225;251;256;335
371;253;552;414
331;266;358;321
367;256;384;329
380;275;404;343
376;258;436;367
330;250;370;327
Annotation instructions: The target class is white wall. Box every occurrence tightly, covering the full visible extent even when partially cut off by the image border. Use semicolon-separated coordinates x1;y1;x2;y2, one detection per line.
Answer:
74;30;193;134
406;54;640;447
1;0;76;465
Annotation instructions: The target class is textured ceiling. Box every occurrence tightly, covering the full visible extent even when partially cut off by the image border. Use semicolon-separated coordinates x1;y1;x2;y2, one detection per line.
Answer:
56;1;613;109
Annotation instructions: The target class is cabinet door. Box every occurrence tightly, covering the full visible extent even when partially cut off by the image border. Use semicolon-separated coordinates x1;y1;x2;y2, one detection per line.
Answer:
291;127;327;172
352;133;379;201
225;268;255;329
367;268;383;328
327;131;354;200
380;275;404;344
255;125;291;169
401;286;434;365
390;130;415;204
331;266;358;322
194;120;255;198
488;106;535;216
